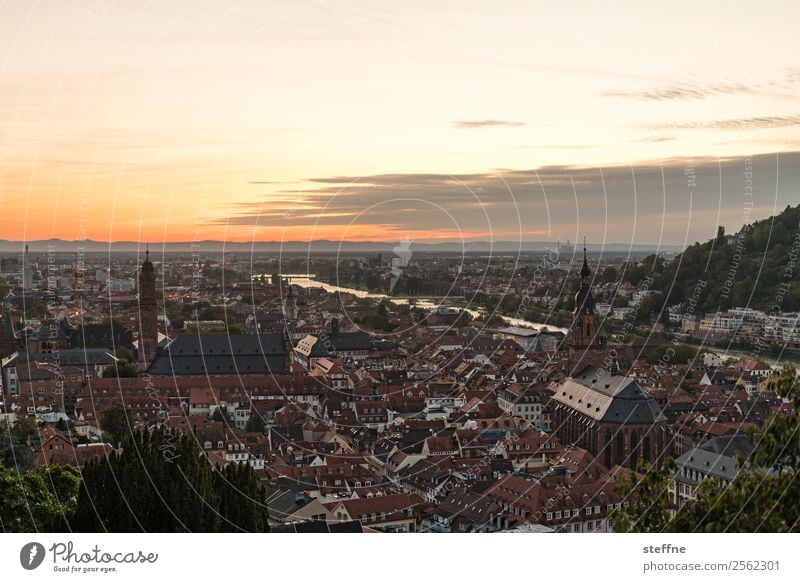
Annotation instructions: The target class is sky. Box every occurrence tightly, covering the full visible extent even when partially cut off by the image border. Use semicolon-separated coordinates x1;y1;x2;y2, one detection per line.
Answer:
1;0;799;247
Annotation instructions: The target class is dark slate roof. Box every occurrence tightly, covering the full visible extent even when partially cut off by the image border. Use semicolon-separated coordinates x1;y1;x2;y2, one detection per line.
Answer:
25;319;71;341
673;433;755;484
4;348;117;368
270;520;364;533
553;367;665;424
67;323;134;349
147;333;286;375
308;331;372;357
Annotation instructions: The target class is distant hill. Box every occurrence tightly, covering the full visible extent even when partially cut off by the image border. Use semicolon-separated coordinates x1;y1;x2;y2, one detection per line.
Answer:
628;204;800;313
0;238;683;254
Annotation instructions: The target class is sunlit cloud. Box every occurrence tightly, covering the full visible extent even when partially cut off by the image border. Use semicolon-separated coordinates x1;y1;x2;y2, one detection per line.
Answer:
450;119;526;129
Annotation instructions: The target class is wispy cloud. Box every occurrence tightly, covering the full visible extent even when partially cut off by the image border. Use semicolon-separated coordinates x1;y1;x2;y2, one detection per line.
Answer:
643;115;800;131
603;70;800;102
450;119;526;129
604;82;754;101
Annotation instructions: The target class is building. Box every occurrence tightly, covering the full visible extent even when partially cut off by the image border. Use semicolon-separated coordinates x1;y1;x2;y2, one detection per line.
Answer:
293;319;372;369
147;333;287;375
670;433;754;507
137;250;159;370
568;246;607;374
551;366;668;468
497;383;549;428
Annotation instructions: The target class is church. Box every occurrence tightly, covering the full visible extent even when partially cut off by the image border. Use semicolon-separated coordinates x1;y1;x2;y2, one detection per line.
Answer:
551;247;669;468
136;251;289;375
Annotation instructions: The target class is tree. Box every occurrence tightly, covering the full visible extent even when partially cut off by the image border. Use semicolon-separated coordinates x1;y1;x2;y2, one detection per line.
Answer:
0;464;80;532
611;459;674;533
114;347;135;363
212;406;233;425
613;364;800;532
102;360;138;378
244;414;265;433
26;300;49;319
0;422;32;471
645;343;702;365
11;416;38;442
72;427;269;532
100;405;133;446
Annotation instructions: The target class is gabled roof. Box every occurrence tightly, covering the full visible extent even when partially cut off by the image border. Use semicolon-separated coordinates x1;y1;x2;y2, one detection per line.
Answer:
552;367;664;424
674;433;755;483
148;333;286;375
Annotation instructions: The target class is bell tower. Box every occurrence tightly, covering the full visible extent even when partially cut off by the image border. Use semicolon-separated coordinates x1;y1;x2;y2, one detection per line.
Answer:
569;241;606;374
137;248;158;370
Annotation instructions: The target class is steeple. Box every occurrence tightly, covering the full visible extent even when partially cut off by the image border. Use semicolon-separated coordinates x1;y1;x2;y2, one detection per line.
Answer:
580;238;591;278
569;238;604;374
574;239;595;317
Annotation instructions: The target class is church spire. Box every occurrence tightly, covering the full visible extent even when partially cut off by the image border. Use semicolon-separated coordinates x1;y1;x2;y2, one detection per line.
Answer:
580;237;590;278
573;237;595;317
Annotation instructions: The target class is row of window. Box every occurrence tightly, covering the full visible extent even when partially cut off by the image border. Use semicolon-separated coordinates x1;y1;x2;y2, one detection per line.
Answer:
546;503;618;521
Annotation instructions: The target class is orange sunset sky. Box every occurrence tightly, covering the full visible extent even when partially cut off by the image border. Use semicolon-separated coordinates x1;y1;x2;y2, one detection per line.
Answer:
1;1;800;246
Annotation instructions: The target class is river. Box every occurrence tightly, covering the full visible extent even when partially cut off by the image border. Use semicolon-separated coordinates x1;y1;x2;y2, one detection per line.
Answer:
253;274;567;333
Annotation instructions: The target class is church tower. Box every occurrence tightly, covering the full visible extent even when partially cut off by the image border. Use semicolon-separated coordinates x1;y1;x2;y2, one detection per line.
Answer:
137;249;158;370
282;280;297;322
568;242;606;374
0;300;18;358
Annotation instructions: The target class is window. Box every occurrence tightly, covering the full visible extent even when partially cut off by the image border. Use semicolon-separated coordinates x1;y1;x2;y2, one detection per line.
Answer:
554;511;562;519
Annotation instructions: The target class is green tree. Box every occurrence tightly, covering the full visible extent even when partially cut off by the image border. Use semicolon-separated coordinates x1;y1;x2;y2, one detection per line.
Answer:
0;464;80;532
611;459;675;533
244;414;265;433
102;360;138;378
614;364;800;532
212;406;233;425
114;347;135;363
72;427;269;532
11;416;38;441
0;422;32;471
100;405;133;446
26;300;49;319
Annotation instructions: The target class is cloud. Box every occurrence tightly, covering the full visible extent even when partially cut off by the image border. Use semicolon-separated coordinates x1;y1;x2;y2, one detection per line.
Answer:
643;115;800;131
603;82;754;101
603;70;800;102
225;152;800;245
450;119;526;129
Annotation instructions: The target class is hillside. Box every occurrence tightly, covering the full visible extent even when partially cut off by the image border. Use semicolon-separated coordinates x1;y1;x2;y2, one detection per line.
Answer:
603;204;800;314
